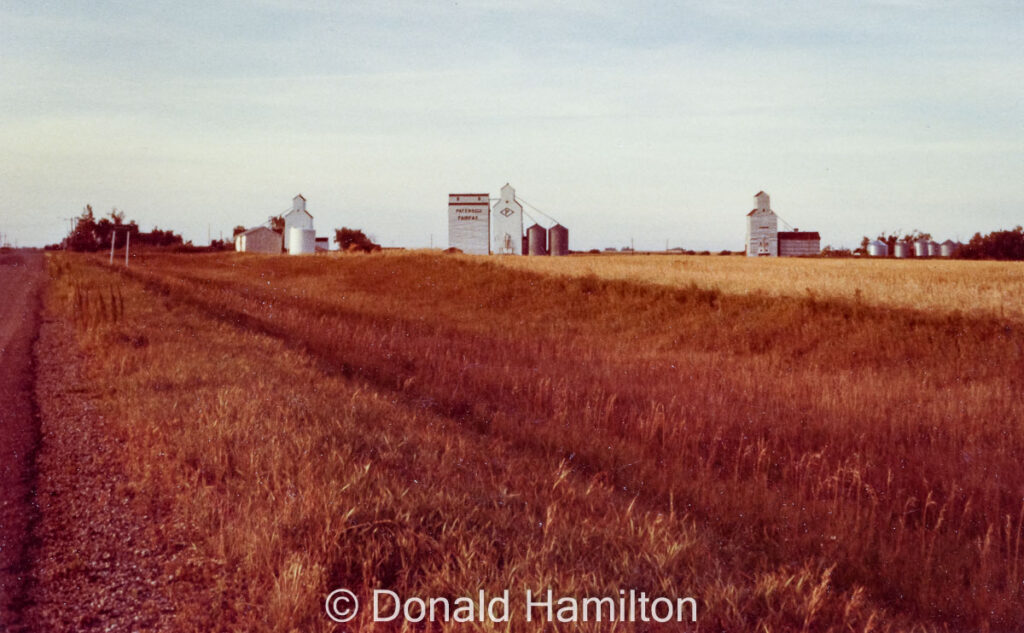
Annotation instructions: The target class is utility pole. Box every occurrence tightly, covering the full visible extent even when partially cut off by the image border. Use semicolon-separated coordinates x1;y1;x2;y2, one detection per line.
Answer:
110;231;116;264
125;231;130;266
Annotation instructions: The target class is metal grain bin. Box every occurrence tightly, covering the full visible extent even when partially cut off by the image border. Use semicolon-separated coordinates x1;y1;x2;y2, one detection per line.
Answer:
288;227;316;255
894;242;911;258
867;240;888;257
527;224;547;256
548;224;569;256
928;240;940;257
914;239;930;258
940;239;958;257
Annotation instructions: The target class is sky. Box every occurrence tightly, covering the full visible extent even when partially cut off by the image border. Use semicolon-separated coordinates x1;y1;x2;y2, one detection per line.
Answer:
0;0;1021;251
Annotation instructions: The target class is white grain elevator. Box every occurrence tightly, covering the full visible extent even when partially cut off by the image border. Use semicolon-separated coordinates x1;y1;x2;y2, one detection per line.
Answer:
492;183;524;255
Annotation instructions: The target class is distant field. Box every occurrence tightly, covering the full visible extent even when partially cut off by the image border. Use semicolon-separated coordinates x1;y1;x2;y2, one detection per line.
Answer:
47;251;1024;632
493;253;1024;321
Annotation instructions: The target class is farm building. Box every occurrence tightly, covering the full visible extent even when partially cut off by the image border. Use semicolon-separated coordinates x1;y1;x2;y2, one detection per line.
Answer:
778;231;821;256
493;183;524;255
448;184;568;256
745;191;778;256
745;191;820;257
283;194;320;255
236;226;282;254
448;193;490;254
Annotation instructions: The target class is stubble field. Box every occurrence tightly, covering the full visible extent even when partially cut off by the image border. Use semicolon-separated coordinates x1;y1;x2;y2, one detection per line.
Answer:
43;250;1024;632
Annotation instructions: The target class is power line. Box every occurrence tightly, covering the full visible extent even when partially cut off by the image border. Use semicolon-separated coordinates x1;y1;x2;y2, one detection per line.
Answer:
515;196;561;226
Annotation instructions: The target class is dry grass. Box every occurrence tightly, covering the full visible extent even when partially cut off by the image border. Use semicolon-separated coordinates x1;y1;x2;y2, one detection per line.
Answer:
44;251;1024;632
492;253;1024;322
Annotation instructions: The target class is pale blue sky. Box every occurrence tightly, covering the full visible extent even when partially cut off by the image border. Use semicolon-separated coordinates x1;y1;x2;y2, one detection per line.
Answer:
1;1;1021;250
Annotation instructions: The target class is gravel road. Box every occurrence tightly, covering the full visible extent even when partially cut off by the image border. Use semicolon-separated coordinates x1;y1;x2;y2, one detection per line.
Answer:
0;251;45;631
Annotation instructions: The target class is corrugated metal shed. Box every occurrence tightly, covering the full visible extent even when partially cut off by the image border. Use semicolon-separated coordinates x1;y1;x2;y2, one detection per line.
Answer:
778;231;821;256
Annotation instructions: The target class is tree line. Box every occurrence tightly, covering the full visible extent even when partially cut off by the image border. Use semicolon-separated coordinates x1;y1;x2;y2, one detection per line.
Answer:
60;205;196;252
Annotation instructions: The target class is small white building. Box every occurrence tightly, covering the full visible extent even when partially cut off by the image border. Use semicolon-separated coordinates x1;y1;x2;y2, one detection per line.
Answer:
236;226;282;254
492;183;524;255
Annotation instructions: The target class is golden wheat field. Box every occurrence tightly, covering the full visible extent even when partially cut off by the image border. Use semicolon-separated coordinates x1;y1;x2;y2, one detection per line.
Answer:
494;253;1024;322
47;250;1024;632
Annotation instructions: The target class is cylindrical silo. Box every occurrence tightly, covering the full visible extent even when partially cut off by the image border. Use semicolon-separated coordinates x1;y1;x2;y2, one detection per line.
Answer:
527;224;547;256
288;227;316;255
914;239;930;258
940;240;957;257
867;240;888;257
548;224;569;256
927;241;940;257
894;242;910;258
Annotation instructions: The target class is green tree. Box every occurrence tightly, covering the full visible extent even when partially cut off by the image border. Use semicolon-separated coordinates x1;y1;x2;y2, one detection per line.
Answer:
66;205;100;251
334;227;381;252
960;226;1024;260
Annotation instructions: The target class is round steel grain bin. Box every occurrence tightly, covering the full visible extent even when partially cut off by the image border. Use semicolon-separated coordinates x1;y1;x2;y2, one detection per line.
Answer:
548;224;569;256
894;242;910;258
867;240;888;257
288;227;316;255
940;240;957;257
914;239;930;257
928;240;940;257
527;223;547;256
